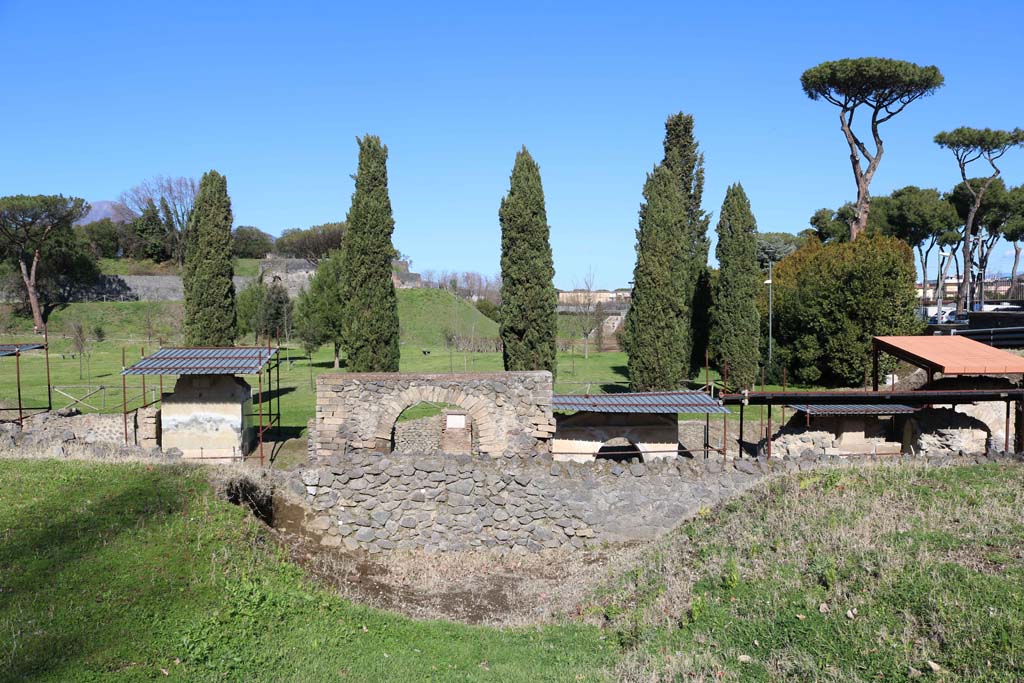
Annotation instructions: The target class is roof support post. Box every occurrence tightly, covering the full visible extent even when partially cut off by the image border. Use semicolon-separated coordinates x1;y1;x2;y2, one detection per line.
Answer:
121;347;129;446
738;402;745;457
1016;397;1024;453
44;325;52;412
1005;399;1011;453
15;350;23;427
872;341;879;392
258;366;265;466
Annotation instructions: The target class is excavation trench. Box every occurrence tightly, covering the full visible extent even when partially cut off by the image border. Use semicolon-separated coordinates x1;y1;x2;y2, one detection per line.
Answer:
227;482;635;626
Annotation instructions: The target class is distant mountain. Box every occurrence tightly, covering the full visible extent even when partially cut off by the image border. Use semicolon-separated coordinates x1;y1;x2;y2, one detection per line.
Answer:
75;200;133;225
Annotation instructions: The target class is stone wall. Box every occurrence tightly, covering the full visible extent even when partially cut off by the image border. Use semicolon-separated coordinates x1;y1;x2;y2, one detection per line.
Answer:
281;448;1017;554
392;415;442;453
1;275;253;303
14;407;157;447
313;372;555;459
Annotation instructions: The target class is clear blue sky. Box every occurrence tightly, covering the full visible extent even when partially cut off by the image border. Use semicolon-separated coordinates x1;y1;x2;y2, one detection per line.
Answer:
2;0;1022;289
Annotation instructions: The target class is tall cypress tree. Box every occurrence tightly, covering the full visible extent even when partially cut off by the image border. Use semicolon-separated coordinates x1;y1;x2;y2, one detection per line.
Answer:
710;183;760;390
661;112;711;376
621;165;689;391
340;135;400;372
183;170;236;346
499;147;558;378
296;250;346;367
133;198;168;262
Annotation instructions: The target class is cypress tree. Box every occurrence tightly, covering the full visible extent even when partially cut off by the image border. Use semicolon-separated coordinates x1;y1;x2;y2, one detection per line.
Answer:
498;147;558;378
296;251;346;367
183;170;236;346
132;198;167;262
661;112;711;376
710;183;761;389
340;136;400;372
621;165;689;391
257;277;292;342
159;196;177;261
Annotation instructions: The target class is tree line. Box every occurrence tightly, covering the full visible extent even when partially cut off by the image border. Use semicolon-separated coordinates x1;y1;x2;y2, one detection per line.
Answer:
2;55;1018;391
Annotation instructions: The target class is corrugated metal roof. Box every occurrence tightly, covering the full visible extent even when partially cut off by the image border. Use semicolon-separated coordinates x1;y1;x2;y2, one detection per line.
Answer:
0;343;45;357
787;404;918;416
553;391;729;414
121;347;278;375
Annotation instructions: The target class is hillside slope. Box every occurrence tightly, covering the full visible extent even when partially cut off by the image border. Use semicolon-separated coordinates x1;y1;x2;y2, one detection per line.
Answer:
396;288;498;348
3;289;497;348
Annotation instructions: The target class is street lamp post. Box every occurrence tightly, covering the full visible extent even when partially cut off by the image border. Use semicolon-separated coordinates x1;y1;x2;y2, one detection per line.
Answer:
764;261;773;368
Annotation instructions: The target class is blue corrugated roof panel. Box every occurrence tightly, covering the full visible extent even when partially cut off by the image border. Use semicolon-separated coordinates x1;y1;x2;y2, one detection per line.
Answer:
122;347;278;375
553;391;729;414
0;343;45;357
787;404;917;416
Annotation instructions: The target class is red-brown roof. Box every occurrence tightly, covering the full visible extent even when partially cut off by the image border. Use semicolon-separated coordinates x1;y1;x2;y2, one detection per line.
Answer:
874;335;1024;375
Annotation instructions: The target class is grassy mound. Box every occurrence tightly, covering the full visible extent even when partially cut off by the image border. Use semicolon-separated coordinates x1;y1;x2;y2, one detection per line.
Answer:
396;288;498;348
0;459;611;681
592;463;1024;682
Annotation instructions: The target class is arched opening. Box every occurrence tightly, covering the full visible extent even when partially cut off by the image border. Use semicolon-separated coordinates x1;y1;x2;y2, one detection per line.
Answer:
390;402;470;454
595;437;644;463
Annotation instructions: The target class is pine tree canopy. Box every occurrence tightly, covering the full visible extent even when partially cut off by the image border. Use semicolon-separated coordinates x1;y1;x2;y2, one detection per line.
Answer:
498;146;558;378
340;135;400;372
621;164;689;391
183;170;236;346
710;183;761;389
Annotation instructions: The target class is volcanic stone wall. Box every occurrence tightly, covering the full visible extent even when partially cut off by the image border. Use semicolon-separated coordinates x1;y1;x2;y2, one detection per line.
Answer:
279;448;1000;554
313;372;555;459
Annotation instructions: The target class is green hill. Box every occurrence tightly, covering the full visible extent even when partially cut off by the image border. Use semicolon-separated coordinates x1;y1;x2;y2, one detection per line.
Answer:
2;289;496;349
396;288;498;348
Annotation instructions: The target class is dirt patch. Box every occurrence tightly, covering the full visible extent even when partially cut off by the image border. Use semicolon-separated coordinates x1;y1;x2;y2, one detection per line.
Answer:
265;495;644;625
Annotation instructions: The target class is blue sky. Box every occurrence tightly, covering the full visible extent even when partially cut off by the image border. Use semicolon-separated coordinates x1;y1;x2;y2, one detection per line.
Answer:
2;0;1022;289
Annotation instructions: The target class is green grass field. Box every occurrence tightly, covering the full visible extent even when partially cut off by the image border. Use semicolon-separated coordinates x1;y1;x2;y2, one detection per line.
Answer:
97;257;262;277
2;459;1021;681
0;459;614;682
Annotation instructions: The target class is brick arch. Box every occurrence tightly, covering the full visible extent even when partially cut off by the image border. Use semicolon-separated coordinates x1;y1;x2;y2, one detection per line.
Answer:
375;386;499;455
313;372;554;459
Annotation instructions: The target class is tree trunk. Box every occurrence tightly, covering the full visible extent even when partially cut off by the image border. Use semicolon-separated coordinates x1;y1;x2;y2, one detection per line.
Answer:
917;246;928;301
1012;243;1021;291
937;252;956;314
17;251;45;333
956;232;972;314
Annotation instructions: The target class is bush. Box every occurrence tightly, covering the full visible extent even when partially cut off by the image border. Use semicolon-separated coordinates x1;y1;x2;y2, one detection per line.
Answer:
474;299;499;322
92;324;105;342
232;226;274;259
774;235;922;386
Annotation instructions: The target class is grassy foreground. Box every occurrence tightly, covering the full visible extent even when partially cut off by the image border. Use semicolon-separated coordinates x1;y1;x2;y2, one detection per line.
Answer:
593;463;1024;682
0;459;612;682
2;459;1023;681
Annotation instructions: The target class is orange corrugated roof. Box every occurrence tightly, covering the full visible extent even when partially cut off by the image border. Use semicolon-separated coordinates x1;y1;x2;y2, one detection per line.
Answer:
874;335;1024;375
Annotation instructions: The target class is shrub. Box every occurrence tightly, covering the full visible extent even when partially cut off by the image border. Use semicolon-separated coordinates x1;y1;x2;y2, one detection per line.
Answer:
774;235;922;386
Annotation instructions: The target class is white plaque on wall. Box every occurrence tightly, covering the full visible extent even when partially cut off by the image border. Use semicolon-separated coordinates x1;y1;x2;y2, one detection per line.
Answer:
446;414;466;430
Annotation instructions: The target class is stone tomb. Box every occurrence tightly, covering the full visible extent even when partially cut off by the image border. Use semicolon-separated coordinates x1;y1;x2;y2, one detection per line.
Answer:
552;411;680;462
160;374;255;461
314;372;555;459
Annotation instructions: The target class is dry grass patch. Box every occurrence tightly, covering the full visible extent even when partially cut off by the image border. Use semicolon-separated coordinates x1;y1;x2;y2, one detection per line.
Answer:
591;462;1024;682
